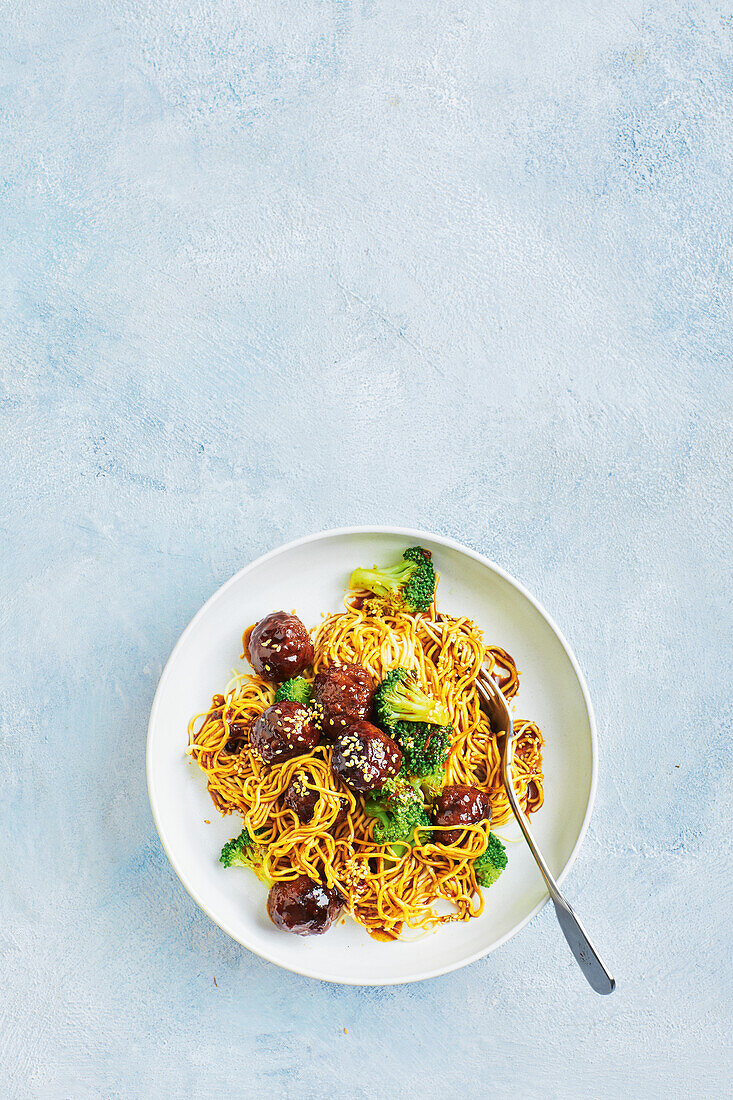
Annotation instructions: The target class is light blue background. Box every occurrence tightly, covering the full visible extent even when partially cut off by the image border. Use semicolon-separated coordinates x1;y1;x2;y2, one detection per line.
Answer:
2;2;731;1097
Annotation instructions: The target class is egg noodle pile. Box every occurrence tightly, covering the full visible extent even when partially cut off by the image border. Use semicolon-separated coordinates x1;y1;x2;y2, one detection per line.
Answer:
188;587;544;940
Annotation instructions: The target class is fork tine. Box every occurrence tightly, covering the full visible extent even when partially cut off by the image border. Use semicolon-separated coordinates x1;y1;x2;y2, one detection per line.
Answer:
475;674;493;700
475;673;498;714
477;670;500;704
476;665;514;738
477;668;496;693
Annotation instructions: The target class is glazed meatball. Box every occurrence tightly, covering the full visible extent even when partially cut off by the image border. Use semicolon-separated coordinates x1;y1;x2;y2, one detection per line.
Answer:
267;875;344;936
432;784;491;845
283;772;318;822
248;611;314;682
283;772;348;825
331;720;402;793
313;662;375;734
250;701;319;765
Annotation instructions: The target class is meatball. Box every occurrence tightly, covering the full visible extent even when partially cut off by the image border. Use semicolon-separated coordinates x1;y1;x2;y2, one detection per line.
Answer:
248;611;314;682
283;772;348;826
432;784;492;845
283;772;318;822
331;720;402;793
267;875;344;936
250;701;319;765
313;662;375;734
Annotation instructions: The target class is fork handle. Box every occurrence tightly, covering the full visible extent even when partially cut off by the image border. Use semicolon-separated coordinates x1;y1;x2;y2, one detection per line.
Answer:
504;776;615;994
551;894;616;995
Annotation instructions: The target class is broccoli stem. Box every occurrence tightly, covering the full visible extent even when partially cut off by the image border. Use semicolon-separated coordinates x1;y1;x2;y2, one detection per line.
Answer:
349;561;416;597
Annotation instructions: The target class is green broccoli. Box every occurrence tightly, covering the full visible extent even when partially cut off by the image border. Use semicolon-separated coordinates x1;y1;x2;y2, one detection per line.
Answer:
363;800;429;858
374;668;450;729
377;771;422;803
418;768;447;802
366;775;430;857
394;720;451;776
219;827;271;884
473;832;508;888
273;677;313;705
349;546;436;613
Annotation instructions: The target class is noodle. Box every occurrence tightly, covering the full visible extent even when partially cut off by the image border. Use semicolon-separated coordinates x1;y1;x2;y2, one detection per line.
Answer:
187;588;544;940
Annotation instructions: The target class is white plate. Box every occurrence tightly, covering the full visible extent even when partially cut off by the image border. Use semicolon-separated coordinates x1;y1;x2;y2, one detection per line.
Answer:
147;527;596;985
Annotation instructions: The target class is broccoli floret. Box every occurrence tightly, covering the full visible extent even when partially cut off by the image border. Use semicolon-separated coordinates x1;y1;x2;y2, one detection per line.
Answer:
366;776;430;858
393;720;450;801
349;546;436;613
366;795;431;859
394;720;450;776
273;677;313;705
374;668;450;729
473;833;508;888
219;828;271;884
377;772;423;805
418;768;447;802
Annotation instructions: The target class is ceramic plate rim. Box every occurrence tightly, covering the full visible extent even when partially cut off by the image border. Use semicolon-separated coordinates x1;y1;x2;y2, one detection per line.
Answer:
146;526;597;985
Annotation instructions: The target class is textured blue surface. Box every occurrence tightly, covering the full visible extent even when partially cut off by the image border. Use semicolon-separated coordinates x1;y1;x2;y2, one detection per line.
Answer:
2;1;732;1096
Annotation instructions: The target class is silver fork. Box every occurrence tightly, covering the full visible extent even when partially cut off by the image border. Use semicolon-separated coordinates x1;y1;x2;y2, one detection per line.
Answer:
475;668;616;994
